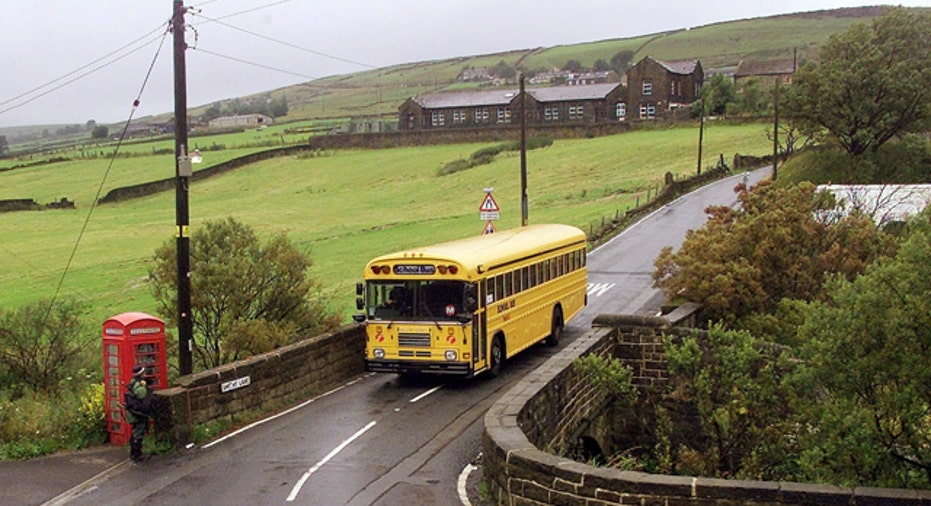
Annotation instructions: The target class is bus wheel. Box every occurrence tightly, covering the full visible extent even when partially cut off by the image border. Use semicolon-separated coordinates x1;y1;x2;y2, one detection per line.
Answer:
545;307;563;347
489;336;504;377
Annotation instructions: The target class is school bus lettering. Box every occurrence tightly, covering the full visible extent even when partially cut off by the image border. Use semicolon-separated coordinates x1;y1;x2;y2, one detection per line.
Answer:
496;300;516;313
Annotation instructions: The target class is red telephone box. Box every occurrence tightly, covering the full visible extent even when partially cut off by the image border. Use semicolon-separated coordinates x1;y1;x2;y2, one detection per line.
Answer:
102;312;168;445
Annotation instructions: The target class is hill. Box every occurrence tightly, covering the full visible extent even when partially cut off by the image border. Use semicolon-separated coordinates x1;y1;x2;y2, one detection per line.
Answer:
178;6;895;126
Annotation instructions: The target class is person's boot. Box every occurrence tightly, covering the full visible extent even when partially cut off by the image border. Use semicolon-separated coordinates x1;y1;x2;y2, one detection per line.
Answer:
130;439;144;462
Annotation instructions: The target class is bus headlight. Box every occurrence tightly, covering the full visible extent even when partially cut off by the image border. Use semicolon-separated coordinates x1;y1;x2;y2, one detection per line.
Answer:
373;348;385;359
444;350;458;361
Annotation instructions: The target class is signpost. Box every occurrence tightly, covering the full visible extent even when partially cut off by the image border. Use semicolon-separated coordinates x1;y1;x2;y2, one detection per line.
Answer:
479;188;499;234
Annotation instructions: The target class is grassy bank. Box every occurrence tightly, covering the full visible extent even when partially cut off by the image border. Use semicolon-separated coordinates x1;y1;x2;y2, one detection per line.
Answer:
0;123;772;324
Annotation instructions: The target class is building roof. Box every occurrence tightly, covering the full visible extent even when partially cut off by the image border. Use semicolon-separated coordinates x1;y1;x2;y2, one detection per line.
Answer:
410;83;621;109
412;89;519;108
817;184;931;225
526;83;621;102
655;58;701;75
736;59;797;78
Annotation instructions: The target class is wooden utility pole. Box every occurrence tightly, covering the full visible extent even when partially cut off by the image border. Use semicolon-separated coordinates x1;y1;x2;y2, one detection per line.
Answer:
173;0;193;376
519;74;528;226
697;97;705;175
773;80;780;181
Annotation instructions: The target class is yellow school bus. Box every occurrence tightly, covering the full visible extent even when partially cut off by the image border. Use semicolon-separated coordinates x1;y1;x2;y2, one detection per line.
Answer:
353;224;587;377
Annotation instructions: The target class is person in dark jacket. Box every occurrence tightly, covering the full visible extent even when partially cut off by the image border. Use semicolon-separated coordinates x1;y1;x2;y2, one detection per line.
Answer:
125;365;153;462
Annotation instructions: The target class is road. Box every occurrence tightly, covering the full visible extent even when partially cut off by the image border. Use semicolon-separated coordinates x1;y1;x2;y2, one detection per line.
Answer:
58;167;770;506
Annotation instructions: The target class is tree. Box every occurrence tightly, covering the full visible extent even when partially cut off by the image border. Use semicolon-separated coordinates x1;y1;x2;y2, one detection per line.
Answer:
795;208;931;488
490;60;516;79
0;298;91;395
0;135;8;156
563;59;582;73
85;119;97;132
592;59;611;72
148;217;340;369
692;73;736;117
91;125;109;139
652;181;896;326
784;8;931;156
663;325;794;479
269;95;288;118
610;50;635;75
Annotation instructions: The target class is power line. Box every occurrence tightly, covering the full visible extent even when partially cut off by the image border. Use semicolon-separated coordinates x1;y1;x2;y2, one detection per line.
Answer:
191;12;377;70
0;22;169;113
42;24;171;323
192;46;320;80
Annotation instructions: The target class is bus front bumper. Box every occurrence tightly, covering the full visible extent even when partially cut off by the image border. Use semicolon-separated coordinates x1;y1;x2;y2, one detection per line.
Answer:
365;359;471;376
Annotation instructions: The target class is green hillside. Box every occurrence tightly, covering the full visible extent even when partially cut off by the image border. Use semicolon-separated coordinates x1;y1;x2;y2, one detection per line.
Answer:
0;124;772;322
193;6;902;125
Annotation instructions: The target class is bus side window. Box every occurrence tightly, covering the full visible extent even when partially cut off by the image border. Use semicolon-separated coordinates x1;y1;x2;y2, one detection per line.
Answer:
504;272;513;297
495;275;504;301
487;277;496;303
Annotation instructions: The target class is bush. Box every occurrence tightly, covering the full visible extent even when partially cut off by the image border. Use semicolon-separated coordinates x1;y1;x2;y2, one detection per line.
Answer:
0;298;93;395
436;136;554;176
0;381;106;460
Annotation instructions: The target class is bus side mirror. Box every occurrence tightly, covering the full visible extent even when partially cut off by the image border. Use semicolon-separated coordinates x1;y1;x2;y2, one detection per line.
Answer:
356;283;364;296
464;284;478;312
352;313;365;323
356;297;364;310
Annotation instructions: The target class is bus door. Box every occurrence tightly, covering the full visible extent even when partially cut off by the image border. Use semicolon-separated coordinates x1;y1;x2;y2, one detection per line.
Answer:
472;281;487;370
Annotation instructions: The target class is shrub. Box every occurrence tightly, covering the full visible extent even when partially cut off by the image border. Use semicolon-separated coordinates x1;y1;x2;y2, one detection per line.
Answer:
0;298;93;395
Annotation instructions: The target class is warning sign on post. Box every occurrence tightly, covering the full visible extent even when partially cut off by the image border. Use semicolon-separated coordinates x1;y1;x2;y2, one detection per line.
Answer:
479;189;500;221
479;188;499;234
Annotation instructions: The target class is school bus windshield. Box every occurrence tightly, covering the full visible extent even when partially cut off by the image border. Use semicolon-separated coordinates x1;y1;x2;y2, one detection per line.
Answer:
365;280;468;321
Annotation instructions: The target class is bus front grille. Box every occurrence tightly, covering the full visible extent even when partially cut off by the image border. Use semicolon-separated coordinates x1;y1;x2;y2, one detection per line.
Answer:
398;332;431;347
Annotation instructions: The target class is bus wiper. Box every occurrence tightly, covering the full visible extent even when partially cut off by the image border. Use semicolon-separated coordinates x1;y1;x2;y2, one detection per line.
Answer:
421;302;442;330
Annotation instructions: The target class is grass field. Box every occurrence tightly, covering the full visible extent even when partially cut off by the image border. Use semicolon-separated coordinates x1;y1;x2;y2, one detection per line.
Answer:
0;122;773;324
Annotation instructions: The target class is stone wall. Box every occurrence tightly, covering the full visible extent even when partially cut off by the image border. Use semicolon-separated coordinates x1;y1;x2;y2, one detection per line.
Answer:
152;324;366;445
482;316;930;505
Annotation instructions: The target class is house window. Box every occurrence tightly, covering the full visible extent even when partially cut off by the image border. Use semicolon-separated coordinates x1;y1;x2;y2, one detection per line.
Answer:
496;107;511;123
431;111;445;126
475;108;489;123
616;102;627;121
544;106;559;121
453;109;467;124
569;104;585;120
670;81;678;96
642;80;653;96
639;104;656;120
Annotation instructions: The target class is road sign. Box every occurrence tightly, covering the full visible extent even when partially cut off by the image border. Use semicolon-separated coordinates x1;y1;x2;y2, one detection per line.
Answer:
483;221;497;235
479;192;499;213
480;211;500;221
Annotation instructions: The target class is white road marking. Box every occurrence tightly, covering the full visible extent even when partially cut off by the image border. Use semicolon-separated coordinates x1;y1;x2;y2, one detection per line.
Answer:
409;385;442;403
286;420;378;502
587;282;615;297
202;375;369;450
457;463;477;506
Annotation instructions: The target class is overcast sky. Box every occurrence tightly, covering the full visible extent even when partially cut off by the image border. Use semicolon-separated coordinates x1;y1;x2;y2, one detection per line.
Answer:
2;1;929;128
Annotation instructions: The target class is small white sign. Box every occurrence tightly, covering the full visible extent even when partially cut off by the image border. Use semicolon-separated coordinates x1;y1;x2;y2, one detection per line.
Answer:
221;376;251;393
480;211;500;221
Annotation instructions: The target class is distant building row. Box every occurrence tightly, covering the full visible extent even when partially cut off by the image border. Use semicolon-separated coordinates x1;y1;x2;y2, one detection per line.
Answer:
399;56;707;130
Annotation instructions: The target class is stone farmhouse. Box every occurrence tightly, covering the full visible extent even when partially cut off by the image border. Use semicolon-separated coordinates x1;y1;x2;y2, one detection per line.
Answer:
625;56;703;121
399;56;704;130
207;113;274;130
735;58;797;85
